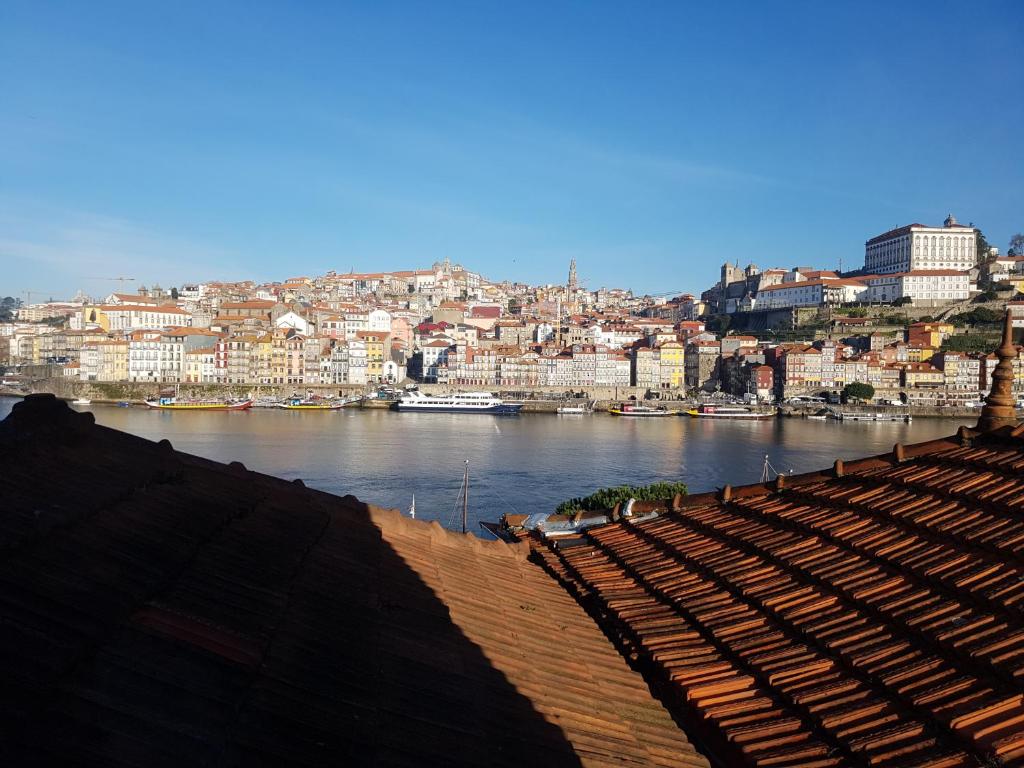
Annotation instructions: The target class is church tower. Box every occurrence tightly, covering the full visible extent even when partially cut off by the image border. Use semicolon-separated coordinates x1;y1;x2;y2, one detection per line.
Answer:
568;259;577;293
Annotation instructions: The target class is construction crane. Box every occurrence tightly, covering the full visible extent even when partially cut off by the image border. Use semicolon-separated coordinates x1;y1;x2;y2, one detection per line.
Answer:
85;277;136;291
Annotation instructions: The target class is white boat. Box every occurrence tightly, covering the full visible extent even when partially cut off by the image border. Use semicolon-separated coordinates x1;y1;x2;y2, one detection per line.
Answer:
836;411;912;423
71;398;92;405
394;391;522;414
557;401;594;414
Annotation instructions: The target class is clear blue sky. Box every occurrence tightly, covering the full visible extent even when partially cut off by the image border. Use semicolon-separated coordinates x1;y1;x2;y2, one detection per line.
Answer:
2;1;1022;301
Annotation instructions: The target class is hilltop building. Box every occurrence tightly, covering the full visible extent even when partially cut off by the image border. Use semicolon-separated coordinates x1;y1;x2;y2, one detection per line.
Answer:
864;213;978;274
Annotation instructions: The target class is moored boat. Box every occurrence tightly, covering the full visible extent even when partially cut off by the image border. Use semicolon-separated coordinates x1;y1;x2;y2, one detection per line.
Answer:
394;391;522;414
145;397;253;411
557;400;594;414
278;396;349;410
608;403;674;417
71;398;92;405
686;404;776;419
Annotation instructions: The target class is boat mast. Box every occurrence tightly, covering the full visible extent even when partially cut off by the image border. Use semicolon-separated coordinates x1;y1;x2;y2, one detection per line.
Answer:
462;460;469;534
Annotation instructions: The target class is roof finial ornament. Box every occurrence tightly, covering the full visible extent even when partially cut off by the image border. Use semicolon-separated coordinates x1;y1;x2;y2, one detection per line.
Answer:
977;310;1019;431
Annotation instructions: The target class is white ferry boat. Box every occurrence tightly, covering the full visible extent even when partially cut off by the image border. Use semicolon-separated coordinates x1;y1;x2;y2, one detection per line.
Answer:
394;391;522;414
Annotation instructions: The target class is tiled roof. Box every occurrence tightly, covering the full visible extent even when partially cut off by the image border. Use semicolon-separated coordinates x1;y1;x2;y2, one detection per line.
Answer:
531;421;1024;766
0;395;707;768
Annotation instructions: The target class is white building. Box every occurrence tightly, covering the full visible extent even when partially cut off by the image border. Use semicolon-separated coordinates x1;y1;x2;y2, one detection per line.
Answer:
99;305;191;332
274;311;309;335
419;340;451;383
367;309;392;333
755;279;867;310
864;214;977;274
127;331;163;382
328;340;368;385
863;271;971;305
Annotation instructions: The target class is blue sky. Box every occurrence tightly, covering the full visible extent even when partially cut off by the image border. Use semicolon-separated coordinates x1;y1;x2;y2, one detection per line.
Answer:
2;1;1022;301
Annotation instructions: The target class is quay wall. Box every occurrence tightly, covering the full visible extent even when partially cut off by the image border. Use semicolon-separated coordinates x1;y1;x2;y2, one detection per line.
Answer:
2;379;983;419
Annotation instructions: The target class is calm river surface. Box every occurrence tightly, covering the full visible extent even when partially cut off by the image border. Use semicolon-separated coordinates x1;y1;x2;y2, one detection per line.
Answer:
1;396;972;533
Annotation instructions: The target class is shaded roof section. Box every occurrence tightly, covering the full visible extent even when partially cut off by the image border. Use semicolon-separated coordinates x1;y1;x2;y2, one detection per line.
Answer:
0;394;706;768
533;425;1024;767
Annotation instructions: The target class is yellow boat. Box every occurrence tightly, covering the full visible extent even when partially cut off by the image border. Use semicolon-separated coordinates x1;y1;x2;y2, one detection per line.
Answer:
145;398;253;411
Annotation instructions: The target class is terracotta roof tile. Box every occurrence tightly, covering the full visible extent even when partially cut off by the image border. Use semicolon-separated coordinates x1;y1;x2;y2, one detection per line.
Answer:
527;417;1024;766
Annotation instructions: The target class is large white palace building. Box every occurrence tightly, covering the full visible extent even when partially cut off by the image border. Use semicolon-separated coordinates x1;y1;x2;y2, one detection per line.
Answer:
864;214;977;274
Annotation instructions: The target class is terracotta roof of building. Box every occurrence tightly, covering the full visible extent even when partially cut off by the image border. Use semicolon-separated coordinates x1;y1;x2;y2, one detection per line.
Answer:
99;304;189;314
219;300;276;310
533;417;1024;766
0;394;706;768
469;305;502;318
757;279;866;293
866;222;976;246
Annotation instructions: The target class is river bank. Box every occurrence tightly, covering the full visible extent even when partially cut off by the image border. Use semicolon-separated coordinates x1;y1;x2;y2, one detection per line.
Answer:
1;377;989;419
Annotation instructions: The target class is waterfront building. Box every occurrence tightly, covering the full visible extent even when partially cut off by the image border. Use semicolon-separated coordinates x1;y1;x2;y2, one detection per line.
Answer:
356;331;389;383
127;330;163;382
78;339;128;381
901;361;945;404
224;335;255;384
864;213;977;274
630;341;660;390
748;363;774;401
657;340;686;389
684;340;721;391
769;344;823;397
183;346;217;383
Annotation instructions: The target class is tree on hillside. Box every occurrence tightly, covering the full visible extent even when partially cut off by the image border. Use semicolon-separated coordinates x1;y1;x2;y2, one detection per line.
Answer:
951;306;1003;327
976;228;992;264
1009;233;1024;257
0;296;21;321
705;314;730;334
843;382;875;403
170;287;179;300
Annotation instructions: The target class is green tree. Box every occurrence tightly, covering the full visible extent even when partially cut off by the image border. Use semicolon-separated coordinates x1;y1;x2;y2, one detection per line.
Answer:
976;228;991;264
705;314;731;335
942;334;1001;354
843;382;875;403
170;287;179;300
556;481;688;515
950;306;1002;327
1009;233;1024;257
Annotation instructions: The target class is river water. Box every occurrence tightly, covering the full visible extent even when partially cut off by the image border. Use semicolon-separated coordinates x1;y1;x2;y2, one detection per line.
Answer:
1;396;973;533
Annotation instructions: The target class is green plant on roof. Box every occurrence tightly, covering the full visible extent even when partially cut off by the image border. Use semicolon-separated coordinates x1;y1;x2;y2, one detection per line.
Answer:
555;481;687;516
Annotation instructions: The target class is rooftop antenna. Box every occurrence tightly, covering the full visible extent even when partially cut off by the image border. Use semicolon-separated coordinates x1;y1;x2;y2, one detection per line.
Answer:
462;460;469;534
761;454;793;483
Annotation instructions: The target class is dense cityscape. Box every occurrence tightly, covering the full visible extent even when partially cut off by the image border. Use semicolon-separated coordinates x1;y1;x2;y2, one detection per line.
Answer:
4;215;1024;409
